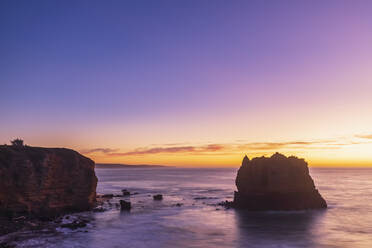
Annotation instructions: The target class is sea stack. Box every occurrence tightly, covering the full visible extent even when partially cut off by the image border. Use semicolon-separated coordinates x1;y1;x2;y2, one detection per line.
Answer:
0;145;97;216
233;153;327;210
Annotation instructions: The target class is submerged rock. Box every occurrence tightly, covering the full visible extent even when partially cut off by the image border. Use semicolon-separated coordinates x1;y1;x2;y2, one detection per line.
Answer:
0;242;15;248
121;189;130;196
0;145;97;217
119;200;131;210
233;153;327;210
60;220;87;229
102;194;114;199
153;194;163;200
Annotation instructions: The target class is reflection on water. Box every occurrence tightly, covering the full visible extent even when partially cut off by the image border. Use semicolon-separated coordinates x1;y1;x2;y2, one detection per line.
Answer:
235;210;325;248
3;167;372;248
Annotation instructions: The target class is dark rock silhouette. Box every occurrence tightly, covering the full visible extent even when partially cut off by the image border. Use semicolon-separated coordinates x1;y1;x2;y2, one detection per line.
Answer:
60;219;88;229
233;153;327;210
0;145;97;216
119;200;131;210
102;194;114;199
122;189;130;196
153;194;163;200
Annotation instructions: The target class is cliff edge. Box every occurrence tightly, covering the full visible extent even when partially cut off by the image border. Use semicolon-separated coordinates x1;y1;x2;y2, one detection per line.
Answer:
0;145;97;216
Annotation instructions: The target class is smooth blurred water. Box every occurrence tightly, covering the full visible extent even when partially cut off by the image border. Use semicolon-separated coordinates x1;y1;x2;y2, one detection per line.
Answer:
8;167;372;248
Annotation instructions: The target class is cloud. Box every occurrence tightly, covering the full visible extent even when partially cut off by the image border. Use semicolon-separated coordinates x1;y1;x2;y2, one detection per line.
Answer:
203;144;225;151
236;140;339;150
80;148;119;154
100;139;351;157
356;134;372;139
81;136;369;158
108;144;225;156
110;146;196;156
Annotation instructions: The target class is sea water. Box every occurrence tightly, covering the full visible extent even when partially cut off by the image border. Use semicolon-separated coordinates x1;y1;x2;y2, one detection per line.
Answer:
4;167;372;248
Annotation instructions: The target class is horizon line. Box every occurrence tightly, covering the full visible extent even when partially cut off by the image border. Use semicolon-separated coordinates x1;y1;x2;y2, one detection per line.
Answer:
95;162;372;169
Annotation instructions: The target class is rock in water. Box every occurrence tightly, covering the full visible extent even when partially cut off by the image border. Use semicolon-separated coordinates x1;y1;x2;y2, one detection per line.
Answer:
119;200;131;210
153;194;163;200
233;153;327;210
0;145;97;216
121;189;130;196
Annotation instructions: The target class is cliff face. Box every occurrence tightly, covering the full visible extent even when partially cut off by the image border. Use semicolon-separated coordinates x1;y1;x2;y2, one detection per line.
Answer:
234;153;327;210
0;145;97;216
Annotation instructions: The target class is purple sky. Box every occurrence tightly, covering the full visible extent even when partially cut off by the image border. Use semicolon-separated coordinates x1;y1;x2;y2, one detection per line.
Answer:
1;1;372;166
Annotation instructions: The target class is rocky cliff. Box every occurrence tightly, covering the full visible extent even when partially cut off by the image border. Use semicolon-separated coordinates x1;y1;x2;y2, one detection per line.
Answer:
233;153;327;210
0;145;97;216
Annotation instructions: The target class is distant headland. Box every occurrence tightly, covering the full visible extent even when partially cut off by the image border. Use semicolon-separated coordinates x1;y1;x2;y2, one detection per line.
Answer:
95;163;166;169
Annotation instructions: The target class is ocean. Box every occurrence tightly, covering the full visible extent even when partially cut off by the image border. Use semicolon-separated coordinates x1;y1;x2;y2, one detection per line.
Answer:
4;167;372;248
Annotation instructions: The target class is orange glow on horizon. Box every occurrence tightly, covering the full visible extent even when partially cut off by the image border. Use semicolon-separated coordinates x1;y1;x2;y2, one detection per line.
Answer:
82;139;372;168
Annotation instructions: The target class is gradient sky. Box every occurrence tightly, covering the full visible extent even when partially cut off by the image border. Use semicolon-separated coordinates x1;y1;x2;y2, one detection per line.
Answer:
1;0;372;167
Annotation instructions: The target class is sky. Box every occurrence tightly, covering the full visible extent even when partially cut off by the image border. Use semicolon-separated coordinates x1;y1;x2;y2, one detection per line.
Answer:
1;0;372;167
